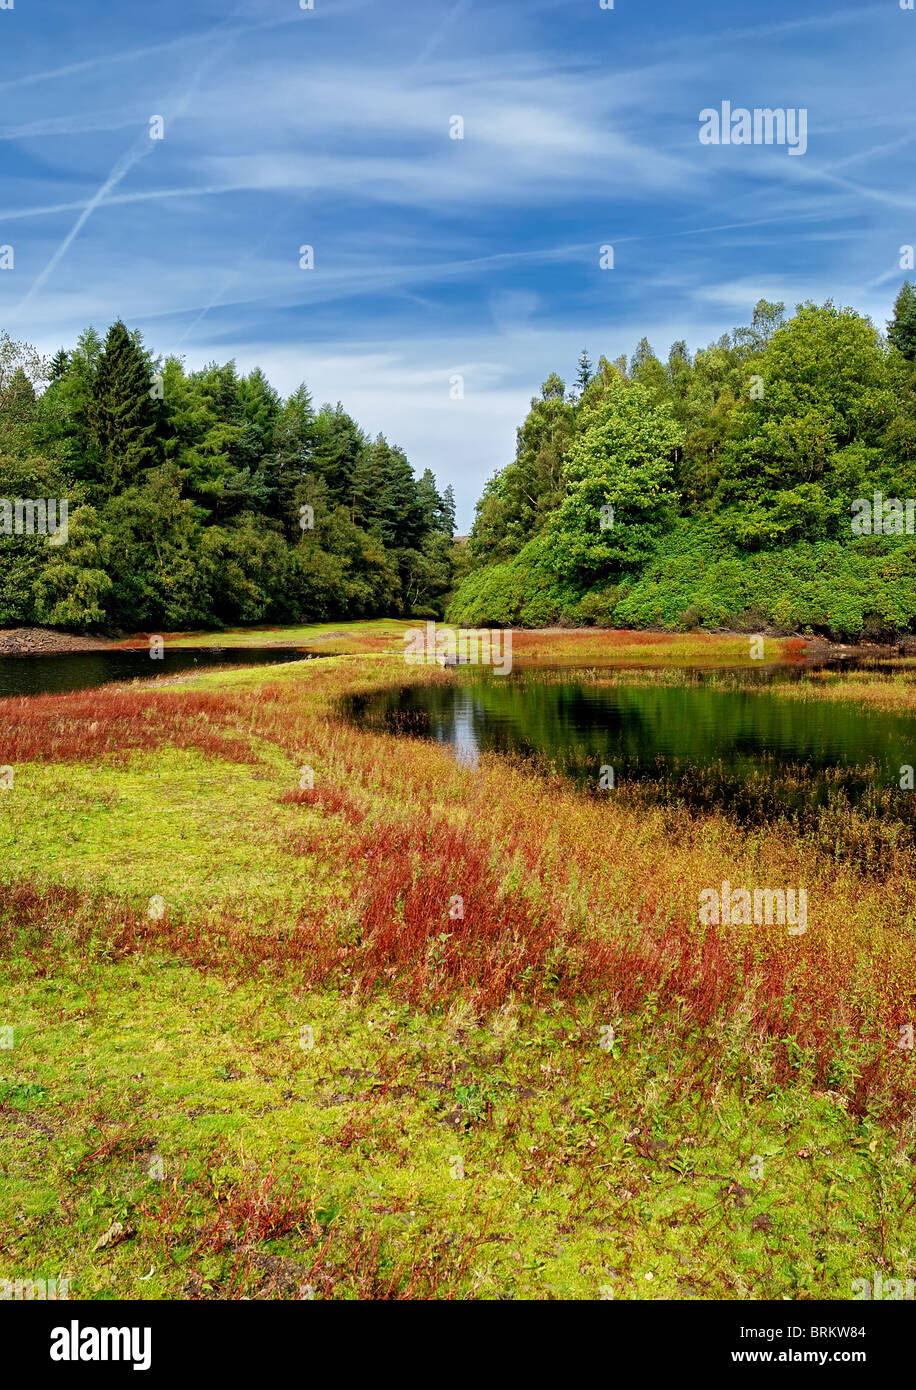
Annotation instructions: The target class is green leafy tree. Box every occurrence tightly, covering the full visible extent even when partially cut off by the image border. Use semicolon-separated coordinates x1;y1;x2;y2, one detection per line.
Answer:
733;299;786;355
468;374;575;564
34;504;112;628
549;373;683;579
102;464;206;627
714;301;893;544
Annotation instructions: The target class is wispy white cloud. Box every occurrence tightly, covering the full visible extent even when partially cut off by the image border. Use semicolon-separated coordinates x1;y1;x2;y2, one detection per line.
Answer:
1;0;911;527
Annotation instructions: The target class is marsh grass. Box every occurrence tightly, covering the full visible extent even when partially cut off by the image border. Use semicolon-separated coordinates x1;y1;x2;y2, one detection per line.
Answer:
1;630;915;1299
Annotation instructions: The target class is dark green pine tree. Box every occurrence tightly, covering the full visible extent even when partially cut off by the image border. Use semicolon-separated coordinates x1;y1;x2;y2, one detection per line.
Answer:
236;367;281;471
371;435;423;549
48;348;69;381
313;403;367;507
364;434;395;537
348;441;375;530
416;468;441;532
888;282;916;361
437;482;457;536
575;348;593;395
90;320;158;489
270;383;318;531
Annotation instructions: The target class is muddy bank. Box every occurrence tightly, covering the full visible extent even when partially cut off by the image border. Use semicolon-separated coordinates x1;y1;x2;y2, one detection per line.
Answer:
0;627;116;656
800;634;916;662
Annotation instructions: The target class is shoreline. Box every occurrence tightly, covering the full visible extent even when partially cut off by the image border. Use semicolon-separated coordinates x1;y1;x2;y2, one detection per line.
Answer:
0;627;117;657
2;622;914;662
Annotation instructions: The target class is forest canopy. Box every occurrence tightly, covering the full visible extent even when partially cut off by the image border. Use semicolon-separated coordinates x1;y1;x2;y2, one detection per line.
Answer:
450;287;916;641
5;287;916;640
0;320;456;631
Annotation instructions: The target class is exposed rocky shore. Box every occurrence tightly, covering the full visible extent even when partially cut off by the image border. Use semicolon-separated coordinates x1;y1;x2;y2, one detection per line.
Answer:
0;627;116;657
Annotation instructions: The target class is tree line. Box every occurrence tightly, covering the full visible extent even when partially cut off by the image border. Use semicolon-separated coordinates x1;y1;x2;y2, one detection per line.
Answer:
451;285;916;639
0;321;457;630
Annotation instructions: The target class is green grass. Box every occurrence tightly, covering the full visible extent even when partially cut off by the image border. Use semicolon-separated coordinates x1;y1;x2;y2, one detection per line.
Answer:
1;638;915;1299
2;940;903;1300
113;619;415;653
0;747;337;920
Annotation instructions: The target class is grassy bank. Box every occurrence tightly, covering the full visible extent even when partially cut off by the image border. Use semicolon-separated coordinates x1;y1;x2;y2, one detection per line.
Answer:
1;634;915;1299
114;621;807;668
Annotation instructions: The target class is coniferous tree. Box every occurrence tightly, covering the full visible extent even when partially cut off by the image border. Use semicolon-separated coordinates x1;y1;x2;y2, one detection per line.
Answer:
575;348;593;396
271;383;318;533
416;468;442;532
889;282;916;360
348;442;375;530
89;320;158;489
237;368;281;469
48;348;69;382
313;404;366;506
33;326;103;485
438;483;457;537
370;435;423;549
0;319;457;629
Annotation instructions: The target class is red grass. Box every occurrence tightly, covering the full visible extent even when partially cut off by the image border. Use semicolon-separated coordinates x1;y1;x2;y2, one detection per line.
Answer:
139;1155;480;1299
2;853;914;1124
0;687;258;765
2;668;913;1126
281;785;367;825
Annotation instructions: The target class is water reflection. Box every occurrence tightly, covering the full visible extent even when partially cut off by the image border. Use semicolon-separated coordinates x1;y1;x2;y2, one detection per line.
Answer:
341;663;916;855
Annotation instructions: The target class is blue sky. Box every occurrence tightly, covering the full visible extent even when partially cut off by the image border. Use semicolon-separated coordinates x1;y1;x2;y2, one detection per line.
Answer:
1;0;914;529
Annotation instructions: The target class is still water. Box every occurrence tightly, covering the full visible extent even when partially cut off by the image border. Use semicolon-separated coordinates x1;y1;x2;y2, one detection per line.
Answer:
0;647;311;698
342;664;916;831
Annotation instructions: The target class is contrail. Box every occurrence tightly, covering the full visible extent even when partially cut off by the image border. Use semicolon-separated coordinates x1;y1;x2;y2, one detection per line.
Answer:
182;0;473;344
174;227;278;348
0;32;224;93
17;138;156;309
16;12;243;310
409;0;473;69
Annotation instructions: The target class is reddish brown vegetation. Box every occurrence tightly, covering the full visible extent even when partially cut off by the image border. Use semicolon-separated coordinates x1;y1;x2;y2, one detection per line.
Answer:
0;687;258;766
3;851;913;1124
3;667;913;1126
281;785;367;825
139;1156;479;1299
